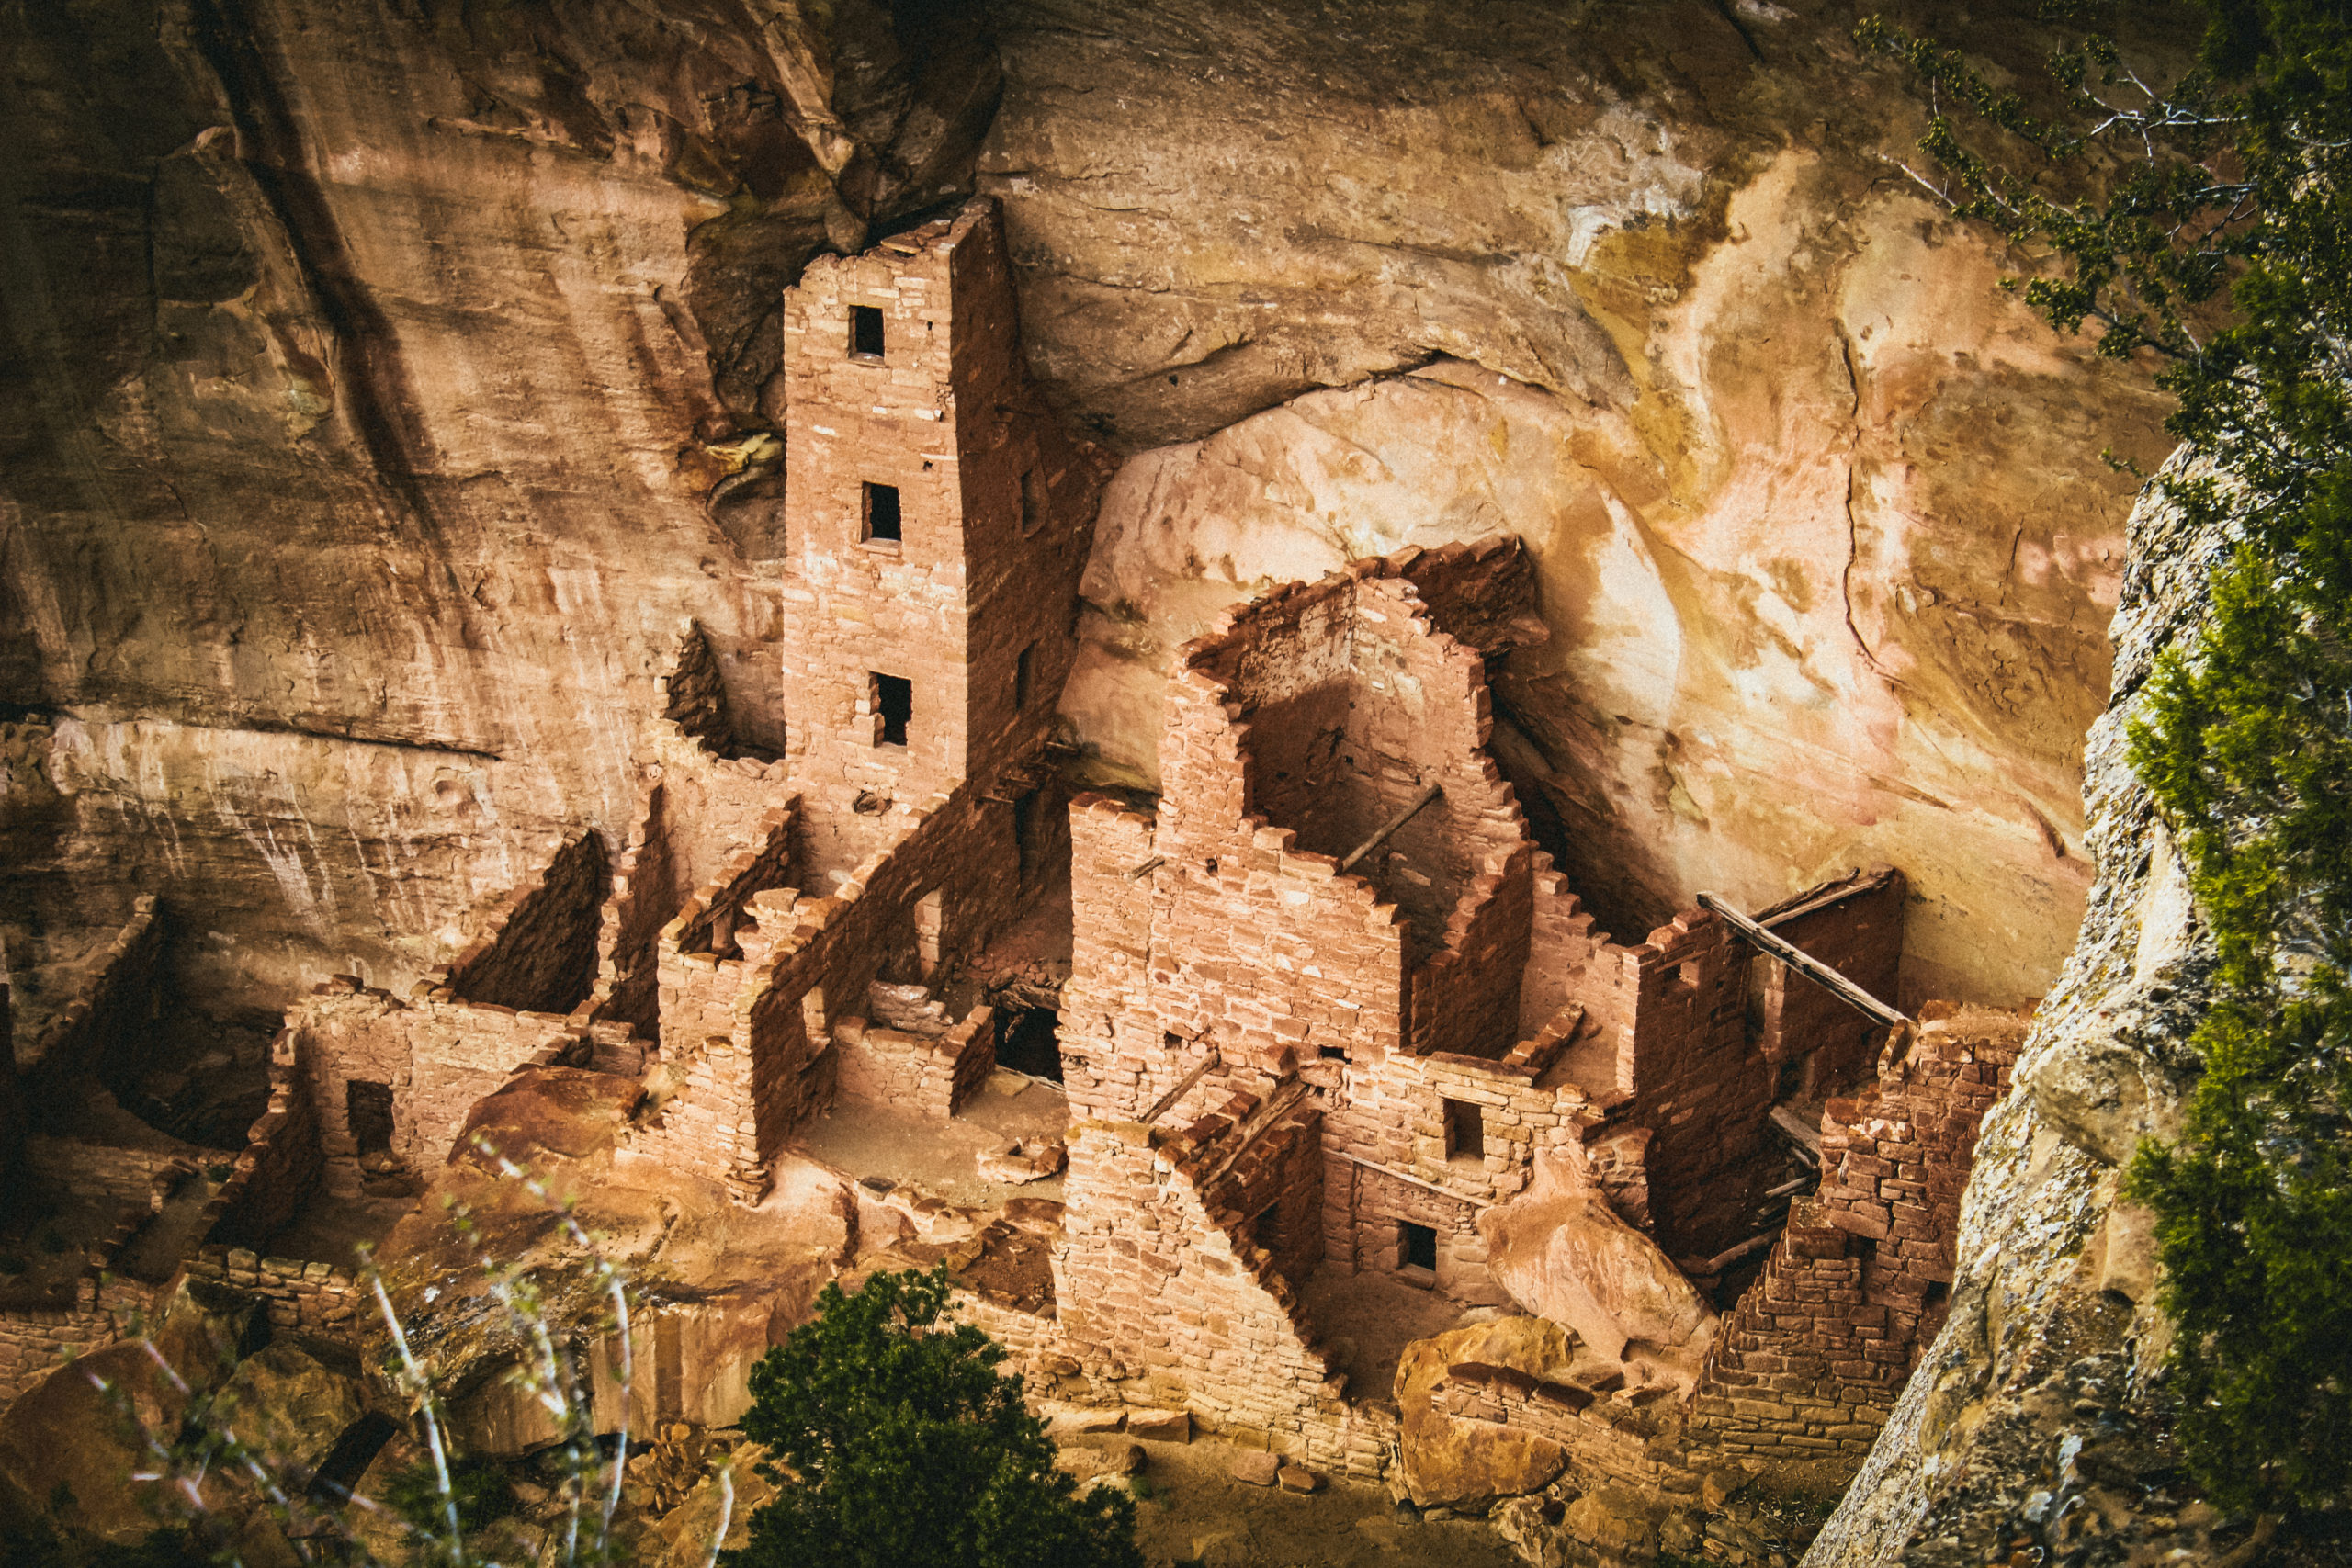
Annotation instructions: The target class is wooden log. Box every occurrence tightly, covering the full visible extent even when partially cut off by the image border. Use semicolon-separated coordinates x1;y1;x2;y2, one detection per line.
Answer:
1698;891;1911;1031
1338;784;1443;874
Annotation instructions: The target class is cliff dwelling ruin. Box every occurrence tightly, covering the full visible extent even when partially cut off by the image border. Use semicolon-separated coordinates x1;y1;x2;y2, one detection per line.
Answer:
2;201;2035;1566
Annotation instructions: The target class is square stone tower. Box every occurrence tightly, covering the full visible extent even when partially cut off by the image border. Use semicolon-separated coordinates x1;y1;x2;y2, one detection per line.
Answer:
777;198;1079;873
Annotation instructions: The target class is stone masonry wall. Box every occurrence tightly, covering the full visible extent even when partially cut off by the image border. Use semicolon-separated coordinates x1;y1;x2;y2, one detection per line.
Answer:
290;978;580;1196
1753;866;1908;1100
202;1027;324;1253
444;830;609;1017
589;776;679;1041
1052;1116;1394;1477
22;895;164;1106
628;785;1027;1201
1693;1006;2025;1462
834;1006;995;1120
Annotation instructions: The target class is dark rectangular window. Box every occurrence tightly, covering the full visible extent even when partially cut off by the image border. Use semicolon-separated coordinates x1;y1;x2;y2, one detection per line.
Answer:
1400;1221;1438;1273
1251;1203;1283;1254
850;305;886;359
346;1079;395;1156
1014;644;1035;709
863;482;901;543
1444;1099;1485;1162
1020;466;1047;536
875;673;911;746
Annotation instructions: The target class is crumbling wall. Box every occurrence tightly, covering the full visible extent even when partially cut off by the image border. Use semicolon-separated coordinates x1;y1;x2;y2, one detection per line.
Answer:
202;1027;323;1252
1753;867;1908;1100
1613;911;1772;1259
589;777;679;1040
290;979;580;1196
662;620;734;753
445;831;609;1017
1052;1116;1392;1476
181;1244;364;1336
1694;1007;2024;1462
21;896;164;1109
834;1007;995;1119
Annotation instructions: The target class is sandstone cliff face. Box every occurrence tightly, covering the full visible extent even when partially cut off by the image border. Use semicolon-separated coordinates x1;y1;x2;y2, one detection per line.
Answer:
1800;467;2229;1566
3;4;2171;1030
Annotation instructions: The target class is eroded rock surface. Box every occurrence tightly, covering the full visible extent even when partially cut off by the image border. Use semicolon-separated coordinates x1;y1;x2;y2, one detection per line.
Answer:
1800;466;2249;1565
1479;1145;1714;1380
3;1;2178;1035
989;0;2181;1006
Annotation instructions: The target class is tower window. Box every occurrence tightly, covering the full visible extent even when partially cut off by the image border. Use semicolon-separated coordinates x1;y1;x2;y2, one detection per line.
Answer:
1400;1222;1438;1274
850;305;886;359
874;673;911;746
863;482;902;544
1443;1099;1485;1162
1014;644;1035;709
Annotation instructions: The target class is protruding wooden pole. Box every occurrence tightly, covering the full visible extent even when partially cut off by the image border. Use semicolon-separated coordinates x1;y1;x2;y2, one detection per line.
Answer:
1339;784;1443;874
1698;890;1912;1031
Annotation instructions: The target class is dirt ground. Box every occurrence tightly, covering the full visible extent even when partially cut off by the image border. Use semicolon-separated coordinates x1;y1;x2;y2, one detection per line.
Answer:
1111;1437;1523;1568
792;1068;1071;1207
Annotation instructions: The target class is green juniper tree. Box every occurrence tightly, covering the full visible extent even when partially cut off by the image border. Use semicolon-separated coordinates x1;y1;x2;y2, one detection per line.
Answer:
1860;0;2352;1513
724;1269;1139;1568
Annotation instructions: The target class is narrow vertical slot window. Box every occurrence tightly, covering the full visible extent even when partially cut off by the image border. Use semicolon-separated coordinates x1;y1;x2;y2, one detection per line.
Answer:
1020;466;1048;536
874;673;911;746
863;482;902;544
850;305;886;359
1014;643;1035;710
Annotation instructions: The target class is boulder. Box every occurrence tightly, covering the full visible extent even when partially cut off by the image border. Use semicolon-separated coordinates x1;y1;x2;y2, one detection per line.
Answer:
1127;1408;1191;1442
1393;1317;1574;1510
0;1339;184;1544
212;1341;368;1472
1476;1146;1714;1380
1229;1450;1281;1486
1276;1465;1322;1494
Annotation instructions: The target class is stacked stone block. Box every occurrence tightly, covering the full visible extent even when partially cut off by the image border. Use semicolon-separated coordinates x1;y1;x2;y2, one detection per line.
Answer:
1053;1116;1391;1476
20;896;164;1102
201;1027;325;1252
834;1007;996;1120
777;198;1103;878
1693;1005;2026;1460
443;830;609;1016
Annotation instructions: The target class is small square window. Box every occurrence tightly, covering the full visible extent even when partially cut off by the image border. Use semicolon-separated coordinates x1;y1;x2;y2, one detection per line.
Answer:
863;482;901;544
1014;644;1035;709
850;305;885;359
874;673;910;746
1400;1222;1438;1273
1443;1098;1485;1162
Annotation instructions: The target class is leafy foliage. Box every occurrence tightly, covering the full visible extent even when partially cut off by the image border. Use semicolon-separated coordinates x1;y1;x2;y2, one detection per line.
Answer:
1861;0;2352;1513
726;1268;1140;1568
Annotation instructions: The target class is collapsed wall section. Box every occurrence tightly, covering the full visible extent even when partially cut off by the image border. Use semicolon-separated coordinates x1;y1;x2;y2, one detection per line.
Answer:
1753;866;1907;1100
1694;1006;2025;1461
1052;1115;1393;1476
